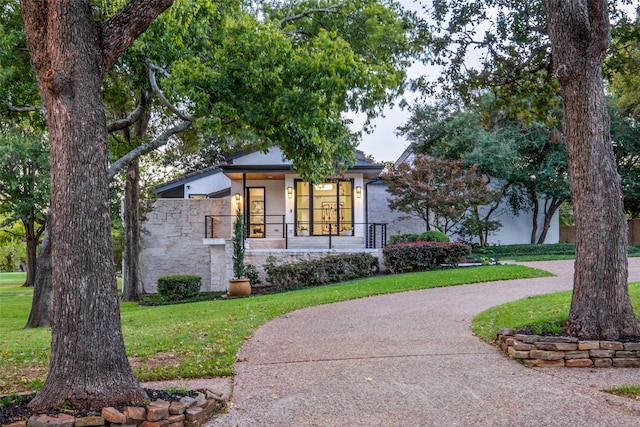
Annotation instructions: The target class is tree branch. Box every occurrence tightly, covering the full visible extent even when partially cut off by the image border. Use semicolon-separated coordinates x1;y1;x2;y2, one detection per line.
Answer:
7;104;45;113
147;61;196;121
107;95;148;133
108;119;192;180
280;1;346;25
587;0;611;59
101;0;174;71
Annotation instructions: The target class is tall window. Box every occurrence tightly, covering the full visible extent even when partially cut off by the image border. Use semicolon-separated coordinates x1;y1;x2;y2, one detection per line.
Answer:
295;180;353;235
247;187;265;238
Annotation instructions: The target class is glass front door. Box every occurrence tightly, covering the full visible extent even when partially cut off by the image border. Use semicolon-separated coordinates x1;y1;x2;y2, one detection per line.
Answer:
295;180;353;235
247;187;265;238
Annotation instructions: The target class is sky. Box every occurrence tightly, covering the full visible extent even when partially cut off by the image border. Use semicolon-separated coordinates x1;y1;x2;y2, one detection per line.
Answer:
353;0;433;163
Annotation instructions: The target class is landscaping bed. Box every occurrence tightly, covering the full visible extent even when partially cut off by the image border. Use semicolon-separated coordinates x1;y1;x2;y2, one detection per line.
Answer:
0;388;226;427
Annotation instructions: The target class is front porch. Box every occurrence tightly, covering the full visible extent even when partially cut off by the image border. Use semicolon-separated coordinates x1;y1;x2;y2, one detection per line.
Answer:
204;214;387;250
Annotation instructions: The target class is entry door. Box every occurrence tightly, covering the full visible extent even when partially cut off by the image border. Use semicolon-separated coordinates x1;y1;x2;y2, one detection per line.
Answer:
247;187;265;238
295;180;353;235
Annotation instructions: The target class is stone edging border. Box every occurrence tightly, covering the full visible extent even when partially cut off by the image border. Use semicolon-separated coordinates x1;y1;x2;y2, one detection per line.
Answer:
1;389;226;427
497;328;640;368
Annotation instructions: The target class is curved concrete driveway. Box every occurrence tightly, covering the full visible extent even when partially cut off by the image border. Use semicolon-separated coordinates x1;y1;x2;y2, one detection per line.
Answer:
209;260;640;426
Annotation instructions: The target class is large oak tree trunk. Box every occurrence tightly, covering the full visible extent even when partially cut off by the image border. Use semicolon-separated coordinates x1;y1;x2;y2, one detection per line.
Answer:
545;0;640;339
20;0;172;411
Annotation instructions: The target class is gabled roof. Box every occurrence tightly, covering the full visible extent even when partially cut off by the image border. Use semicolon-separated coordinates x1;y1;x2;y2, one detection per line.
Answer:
155;147;385;192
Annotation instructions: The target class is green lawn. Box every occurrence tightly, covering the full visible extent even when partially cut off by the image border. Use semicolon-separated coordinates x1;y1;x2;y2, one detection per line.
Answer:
0;264;550;394
473;282;640;341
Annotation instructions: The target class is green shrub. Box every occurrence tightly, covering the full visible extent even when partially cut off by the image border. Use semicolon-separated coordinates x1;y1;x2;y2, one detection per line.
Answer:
140;291;224;306
245;263;261;286
389;233;420;244
157;275;201;301
419;230;450;242
265;253;379;291
474;243;576;257
382;241;471;274
389;231;450;244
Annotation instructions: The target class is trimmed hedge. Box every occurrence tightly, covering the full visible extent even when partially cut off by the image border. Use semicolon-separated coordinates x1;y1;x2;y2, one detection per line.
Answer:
389;231;450;244
265;253;379;291
382;241;471;274
157;275;202;301
473;243;640;259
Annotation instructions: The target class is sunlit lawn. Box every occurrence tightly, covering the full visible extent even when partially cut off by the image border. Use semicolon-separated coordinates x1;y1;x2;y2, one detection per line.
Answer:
0;264;551;394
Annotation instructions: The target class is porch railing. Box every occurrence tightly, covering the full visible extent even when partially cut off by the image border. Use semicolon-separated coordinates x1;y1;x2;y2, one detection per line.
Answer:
204;215;386;249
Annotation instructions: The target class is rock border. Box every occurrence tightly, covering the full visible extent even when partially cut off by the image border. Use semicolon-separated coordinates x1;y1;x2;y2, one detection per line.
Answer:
2;389;226;427
497;328;640;367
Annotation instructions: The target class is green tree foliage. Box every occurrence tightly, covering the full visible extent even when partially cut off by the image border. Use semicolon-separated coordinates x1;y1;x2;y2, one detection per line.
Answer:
99;0;417;182
382;155;495;236
399;94;569;244
0;217;26;272
609;98;640;218
0;128;49;286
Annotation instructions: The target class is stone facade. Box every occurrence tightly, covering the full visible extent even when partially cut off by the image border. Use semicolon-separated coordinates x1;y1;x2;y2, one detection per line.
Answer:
498;329;640;368
140;199;229;293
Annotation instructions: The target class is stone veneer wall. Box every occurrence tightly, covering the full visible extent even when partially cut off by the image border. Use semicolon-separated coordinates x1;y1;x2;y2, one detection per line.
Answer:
498;328;640;368
140;199;229;293
16;389;224;427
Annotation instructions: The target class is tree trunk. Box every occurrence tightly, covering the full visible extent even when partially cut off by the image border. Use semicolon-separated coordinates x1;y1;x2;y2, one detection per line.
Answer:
20;0;172;411
529;188;539;244
121;160;142;301
536;197;566;244
545;0;640;339
22;218;37;287
25;213;52;328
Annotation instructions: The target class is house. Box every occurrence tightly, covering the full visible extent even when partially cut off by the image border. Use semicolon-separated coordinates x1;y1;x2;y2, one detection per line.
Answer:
139;145;560;294
139;147;387;293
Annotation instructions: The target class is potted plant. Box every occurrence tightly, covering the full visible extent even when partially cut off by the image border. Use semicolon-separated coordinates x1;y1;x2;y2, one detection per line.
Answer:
342;225;352;236
228;210;251;296
298;225;309;236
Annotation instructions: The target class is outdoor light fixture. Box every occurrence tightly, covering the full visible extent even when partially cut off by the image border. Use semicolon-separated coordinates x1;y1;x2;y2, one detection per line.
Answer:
355;186;362;198
235;193;241;204
287;186;293;199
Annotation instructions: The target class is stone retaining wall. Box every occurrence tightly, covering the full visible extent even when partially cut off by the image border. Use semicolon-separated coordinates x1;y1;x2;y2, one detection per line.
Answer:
6;389;224;427
498;328;640;368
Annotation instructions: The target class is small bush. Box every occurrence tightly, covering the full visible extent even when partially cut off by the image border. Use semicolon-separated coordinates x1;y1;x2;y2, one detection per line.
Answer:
245;263;261;286
382;241;471;274
389;233;420;244
419;230;450;242
389;231;450;244
265;253;379;291
157;275;201;301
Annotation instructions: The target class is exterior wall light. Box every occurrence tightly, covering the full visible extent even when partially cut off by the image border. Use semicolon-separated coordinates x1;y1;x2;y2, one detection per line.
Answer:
355;186;362;198
287;186;293;199
235;193;241;204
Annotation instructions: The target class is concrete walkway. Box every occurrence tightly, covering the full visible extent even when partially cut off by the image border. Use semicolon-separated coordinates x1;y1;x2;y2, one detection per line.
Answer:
206;259;640;426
